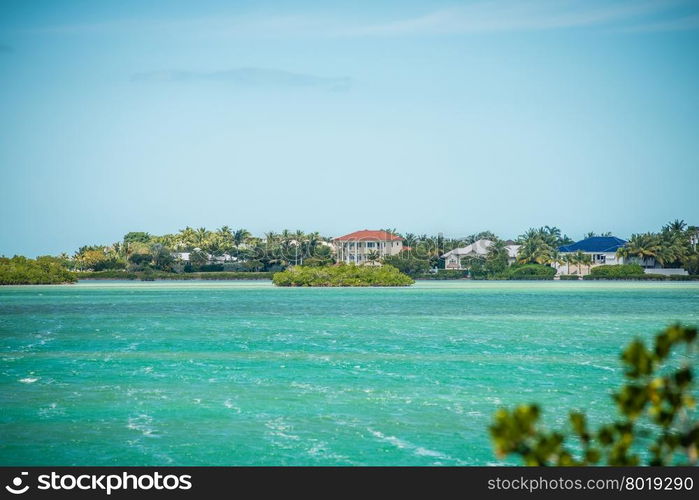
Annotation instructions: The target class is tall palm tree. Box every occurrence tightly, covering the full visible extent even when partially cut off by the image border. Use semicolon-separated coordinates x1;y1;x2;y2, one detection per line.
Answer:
233;229;252;247
177;227;197;250
194;227;211;248
664;219;687;233
617;233;663;267
517;229;555;265
403;233;418;247
561;253;575;274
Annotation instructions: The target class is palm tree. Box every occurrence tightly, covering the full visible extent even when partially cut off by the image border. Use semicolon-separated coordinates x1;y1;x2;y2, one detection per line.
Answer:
233;229;251;248
542;226;562;246
216;226;234;254
177;227;197;250
664;219;687;233
571;251;589;275
367;250;380;265
403;233;418;248
561;254;573;275
517;229;555;265
194;227;211;247
617;233;663;267
581;253;593;275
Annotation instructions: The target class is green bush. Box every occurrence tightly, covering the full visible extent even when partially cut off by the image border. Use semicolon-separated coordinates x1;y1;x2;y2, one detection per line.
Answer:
382;255;430;277
196;272;272;280
583;273;667;281
78;270;273;281
0;256;77;285
668;275;699;281
77;270;137;279
272;263;414;287
507;264;556;280
415;270;467;280
559;275;581;280
490;325;698;465
589;264;645;278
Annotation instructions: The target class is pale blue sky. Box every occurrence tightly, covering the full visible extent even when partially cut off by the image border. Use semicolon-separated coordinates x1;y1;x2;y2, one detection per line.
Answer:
1;0;698;256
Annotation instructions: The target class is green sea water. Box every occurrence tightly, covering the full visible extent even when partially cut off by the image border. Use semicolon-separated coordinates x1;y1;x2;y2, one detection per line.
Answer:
1;280;697;466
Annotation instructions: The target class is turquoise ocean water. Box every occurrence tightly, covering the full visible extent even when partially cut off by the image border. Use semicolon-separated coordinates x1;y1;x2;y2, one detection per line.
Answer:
1;280;697;465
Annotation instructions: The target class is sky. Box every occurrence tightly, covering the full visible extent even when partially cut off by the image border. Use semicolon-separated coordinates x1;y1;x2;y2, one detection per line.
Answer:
0;0;698;256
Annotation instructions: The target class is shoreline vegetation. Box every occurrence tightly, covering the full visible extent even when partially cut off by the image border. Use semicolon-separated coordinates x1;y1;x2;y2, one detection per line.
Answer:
272;263;414;287
2;219;699;285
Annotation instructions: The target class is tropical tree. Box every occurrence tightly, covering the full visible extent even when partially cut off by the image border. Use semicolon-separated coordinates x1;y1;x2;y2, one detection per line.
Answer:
233;229;252;248
517;229;556;265
150;243;174;271
617;233;664;267
366;250;380;265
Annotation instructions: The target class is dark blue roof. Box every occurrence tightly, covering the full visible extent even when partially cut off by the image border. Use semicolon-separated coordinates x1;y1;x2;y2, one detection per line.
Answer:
559;236;627;253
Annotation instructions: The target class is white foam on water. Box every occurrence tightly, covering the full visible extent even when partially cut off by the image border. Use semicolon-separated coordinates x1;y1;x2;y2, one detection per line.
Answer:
580;360;616;372
19;377;38;383
127;414;159;438
367;427;465;464
265;418;301;442
223;399;241;413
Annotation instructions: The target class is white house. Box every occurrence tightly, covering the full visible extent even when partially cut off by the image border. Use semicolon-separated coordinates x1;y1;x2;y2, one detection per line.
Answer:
442;239;520;270
555;236;626;275
332;230;403;264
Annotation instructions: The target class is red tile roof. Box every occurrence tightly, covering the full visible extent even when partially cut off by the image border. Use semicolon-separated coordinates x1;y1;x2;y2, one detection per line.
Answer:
333;230;403;241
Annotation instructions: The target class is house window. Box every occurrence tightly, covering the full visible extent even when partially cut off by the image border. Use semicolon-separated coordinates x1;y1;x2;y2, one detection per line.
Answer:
367;242;375;248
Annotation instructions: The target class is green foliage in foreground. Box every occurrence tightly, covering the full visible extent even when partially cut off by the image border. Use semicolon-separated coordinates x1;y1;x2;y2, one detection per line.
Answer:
490;324;698;465
0;256;77;285
77;271;273;280
272;263;414;287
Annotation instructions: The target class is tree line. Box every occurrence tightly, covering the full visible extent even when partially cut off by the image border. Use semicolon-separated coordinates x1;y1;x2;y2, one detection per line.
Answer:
14;219;699;277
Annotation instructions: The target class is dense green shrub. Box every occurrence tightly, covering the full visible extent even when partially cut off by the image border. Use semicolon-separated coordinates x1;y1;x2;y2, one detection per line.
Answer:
583;273;667;281
668;274;699;281
507;264;556;280
0;256;77;285
195;272;272;280
415;270;467;280
272;263;414;287
78;270;273;280
77;270;137;279
190;264;225;272
382;255;430;277
589;264;645;278
559;275;581;280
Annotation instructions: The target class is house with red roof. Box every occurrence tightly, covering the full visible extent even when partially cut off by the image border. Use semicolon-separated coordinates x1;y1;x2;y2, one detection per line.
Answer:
332;230;404;265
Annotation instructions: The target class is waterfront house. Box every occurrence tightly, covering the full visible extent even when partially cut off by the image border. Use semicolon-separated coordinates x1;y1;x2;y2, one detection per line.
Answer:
332;230;403;264
556;236;626;275
442;239;520;270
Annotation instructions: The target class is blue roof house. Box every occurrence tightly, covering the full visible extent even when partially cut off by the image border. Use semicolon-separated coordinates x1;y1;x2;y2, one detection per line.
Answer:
556;236;627;276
